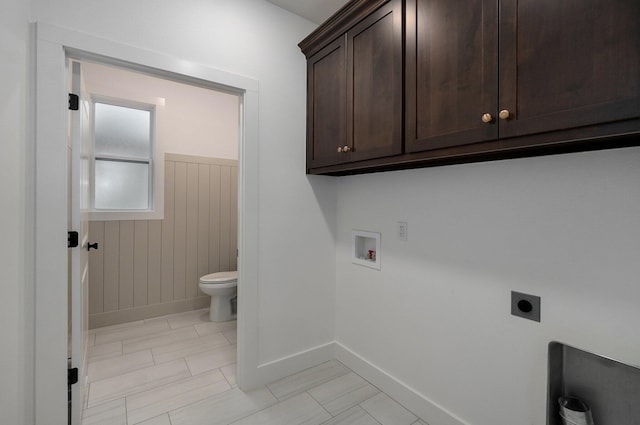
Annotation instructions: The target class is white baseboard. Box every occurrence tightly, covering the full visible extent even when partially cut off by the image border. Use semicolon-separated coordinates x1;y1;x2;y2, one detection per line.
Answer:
334;342;470;425
89;297;210;328
246;341;336;389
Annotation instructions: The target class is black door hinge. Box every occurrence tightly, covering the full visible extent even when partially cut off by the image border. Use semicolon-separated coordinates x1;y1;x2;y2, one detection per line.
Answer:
68;231;79;248
68;367;78;386
68;93;79;111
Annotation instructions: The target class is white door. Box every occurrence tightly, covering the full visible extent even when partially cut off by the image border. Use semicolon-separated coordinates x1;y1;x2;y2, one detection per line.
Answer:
69;60;91;425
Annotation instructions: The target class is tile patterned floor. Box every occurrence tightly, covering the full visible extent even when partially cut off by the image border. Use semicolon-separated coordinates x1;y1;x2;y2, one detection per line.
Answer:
83;309;427;425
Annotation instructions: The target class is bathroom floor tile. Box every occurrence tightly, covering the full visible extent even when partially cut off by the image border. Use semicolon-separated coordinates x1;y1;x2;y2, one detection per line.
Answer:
319;406;381;425
94;320;171;346
230;392;331;425
143;316;173;325
193;320;237;336
88;341;123;362
223;329;237;344
81;398;126;425
165;309;210;329
308;372;380;416
184;344;237;375
122;326;199;354
83;311;424;425
133;414;172;425
169;387;277;425
88;359;191;407
360;393;417;425
221;363;237;387
87;350;154;383
151;332;230;364
90;320;145;335
267;360;351;401
126;369;230;425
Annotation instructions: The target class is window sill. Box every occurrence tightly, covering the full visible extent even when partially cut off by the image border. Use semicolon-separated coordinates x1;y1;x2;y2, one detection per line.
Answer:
89;209;164;221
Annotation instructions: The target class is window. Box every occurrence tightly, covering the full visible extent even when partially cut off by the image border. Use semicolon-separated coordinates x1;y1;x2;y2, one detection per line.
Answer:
93;99;155;212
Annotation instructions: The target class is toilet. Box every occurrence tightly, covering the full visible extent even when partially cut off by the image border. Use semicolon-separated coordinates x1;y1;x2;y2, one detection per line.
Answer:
198;271;238;322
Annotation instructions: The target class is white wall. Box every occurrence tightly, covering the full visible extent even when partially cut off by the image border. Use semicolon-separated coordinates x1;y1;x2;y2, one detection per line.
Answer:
82;62;240;160
31;0;336;372
335;147;640;425
0;0;31;423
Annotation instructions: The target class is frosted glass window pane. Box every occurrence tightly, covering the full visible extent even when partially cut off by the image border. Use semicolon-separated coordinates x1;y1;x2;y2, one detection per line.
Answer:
94;103;151;158
95;160;149;210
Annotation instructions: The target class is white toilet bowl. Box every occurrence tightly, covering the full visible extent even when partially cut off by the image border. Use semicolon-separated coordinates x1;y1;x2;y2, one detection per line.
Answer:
198;271;238;322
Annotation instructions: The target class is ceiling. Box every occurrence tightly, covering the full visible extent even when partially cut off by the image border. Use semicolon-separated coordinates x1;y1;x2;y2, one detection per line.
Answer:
266;0;350;25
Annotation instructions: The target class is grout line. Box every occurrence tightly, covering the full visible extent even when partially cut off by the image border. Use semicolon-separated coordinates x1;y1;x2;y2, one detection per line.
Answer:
352;404;384;425
219;366;233;388
161;381;254;425
306;390;334;418
317;406;384;425
183;357;194;376
222;331;234;345
124;396;129;425
82;383;92;421
265;384;278;401
225;400;272;425
335;358;385;395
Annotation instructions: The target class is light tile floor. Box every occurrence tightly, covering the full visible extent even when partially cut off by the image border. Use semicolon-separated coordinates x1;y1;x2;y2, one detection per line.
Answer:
83;309;427;425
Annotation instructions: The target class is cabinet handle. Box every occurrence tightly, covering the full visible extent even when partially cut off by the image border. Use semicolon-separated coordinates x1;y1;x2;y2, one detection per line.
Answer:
481;113;493;123
499;109;511;120
343;146;351;152
337;147;343;153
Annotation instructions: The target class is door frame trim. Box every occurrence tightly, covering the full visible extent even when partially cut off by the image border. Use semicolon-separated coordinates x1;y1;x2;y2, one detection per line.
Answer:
33;22;260;424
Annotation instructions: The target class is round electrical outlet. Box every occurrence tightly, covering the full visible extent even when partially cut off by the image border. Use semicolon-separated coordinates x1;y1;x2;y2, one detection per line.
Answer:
517;299;533;314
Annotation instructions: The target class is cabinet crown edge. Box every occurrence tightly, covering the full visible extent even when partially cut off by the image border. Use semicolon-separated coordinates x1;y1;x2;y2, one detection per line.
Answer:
298;0;391;57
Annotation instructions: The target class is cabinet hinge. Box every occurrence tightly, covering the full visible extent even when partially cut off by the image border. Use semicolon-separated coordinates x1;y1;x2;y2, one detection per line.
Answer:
68;367;78;386
68;93;79;111
68;231;79;248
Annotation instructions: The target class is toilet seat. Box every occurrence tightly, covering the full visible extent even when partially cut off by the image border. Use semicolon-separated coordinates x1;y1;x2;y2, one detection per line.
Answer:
199;271;238;286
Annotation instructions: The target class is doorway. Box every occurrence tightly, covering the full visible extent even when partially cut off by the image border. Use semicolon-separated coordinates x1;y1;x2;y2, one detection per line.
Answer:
78;61;241;327
69;60;241;422
34;23;261;425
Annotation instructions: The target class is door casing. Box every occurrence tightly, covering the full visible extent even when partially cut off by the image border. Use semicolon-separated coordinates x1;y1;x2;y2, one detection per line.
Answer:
33;22;261;425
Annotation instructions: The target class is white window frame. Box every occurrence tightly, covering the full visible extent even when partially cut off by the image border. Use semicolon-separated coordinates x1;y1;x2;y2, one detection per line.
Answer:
90;95;162;221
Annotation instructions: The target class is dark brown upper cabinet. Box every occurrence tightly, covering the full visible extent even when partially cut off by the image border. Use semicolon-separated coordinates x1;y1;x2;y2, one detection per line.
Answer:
347;0;403;163
405;0;499;153
498;0;640;141
302;0;640;175
306;37;347;169
301;0;403;172
407;0;640;154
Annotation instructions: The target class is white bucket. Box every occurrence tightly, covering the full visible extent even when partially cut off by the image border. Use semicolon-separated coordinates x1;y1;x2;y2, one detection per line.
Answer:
558;396;595;425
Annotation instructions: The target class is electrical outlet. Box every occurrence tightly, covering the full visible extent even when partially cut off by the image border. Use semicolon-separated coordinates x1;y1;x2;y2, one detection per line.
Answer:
397;221;408;241
511;291;541;322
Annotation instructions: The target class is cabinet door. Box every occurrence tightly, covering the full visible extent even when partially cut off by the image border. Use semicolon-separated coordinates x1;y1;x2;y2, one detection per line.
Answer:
499;0;640;139
406;0;498;153
346;0;403;162
307;36;347;169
